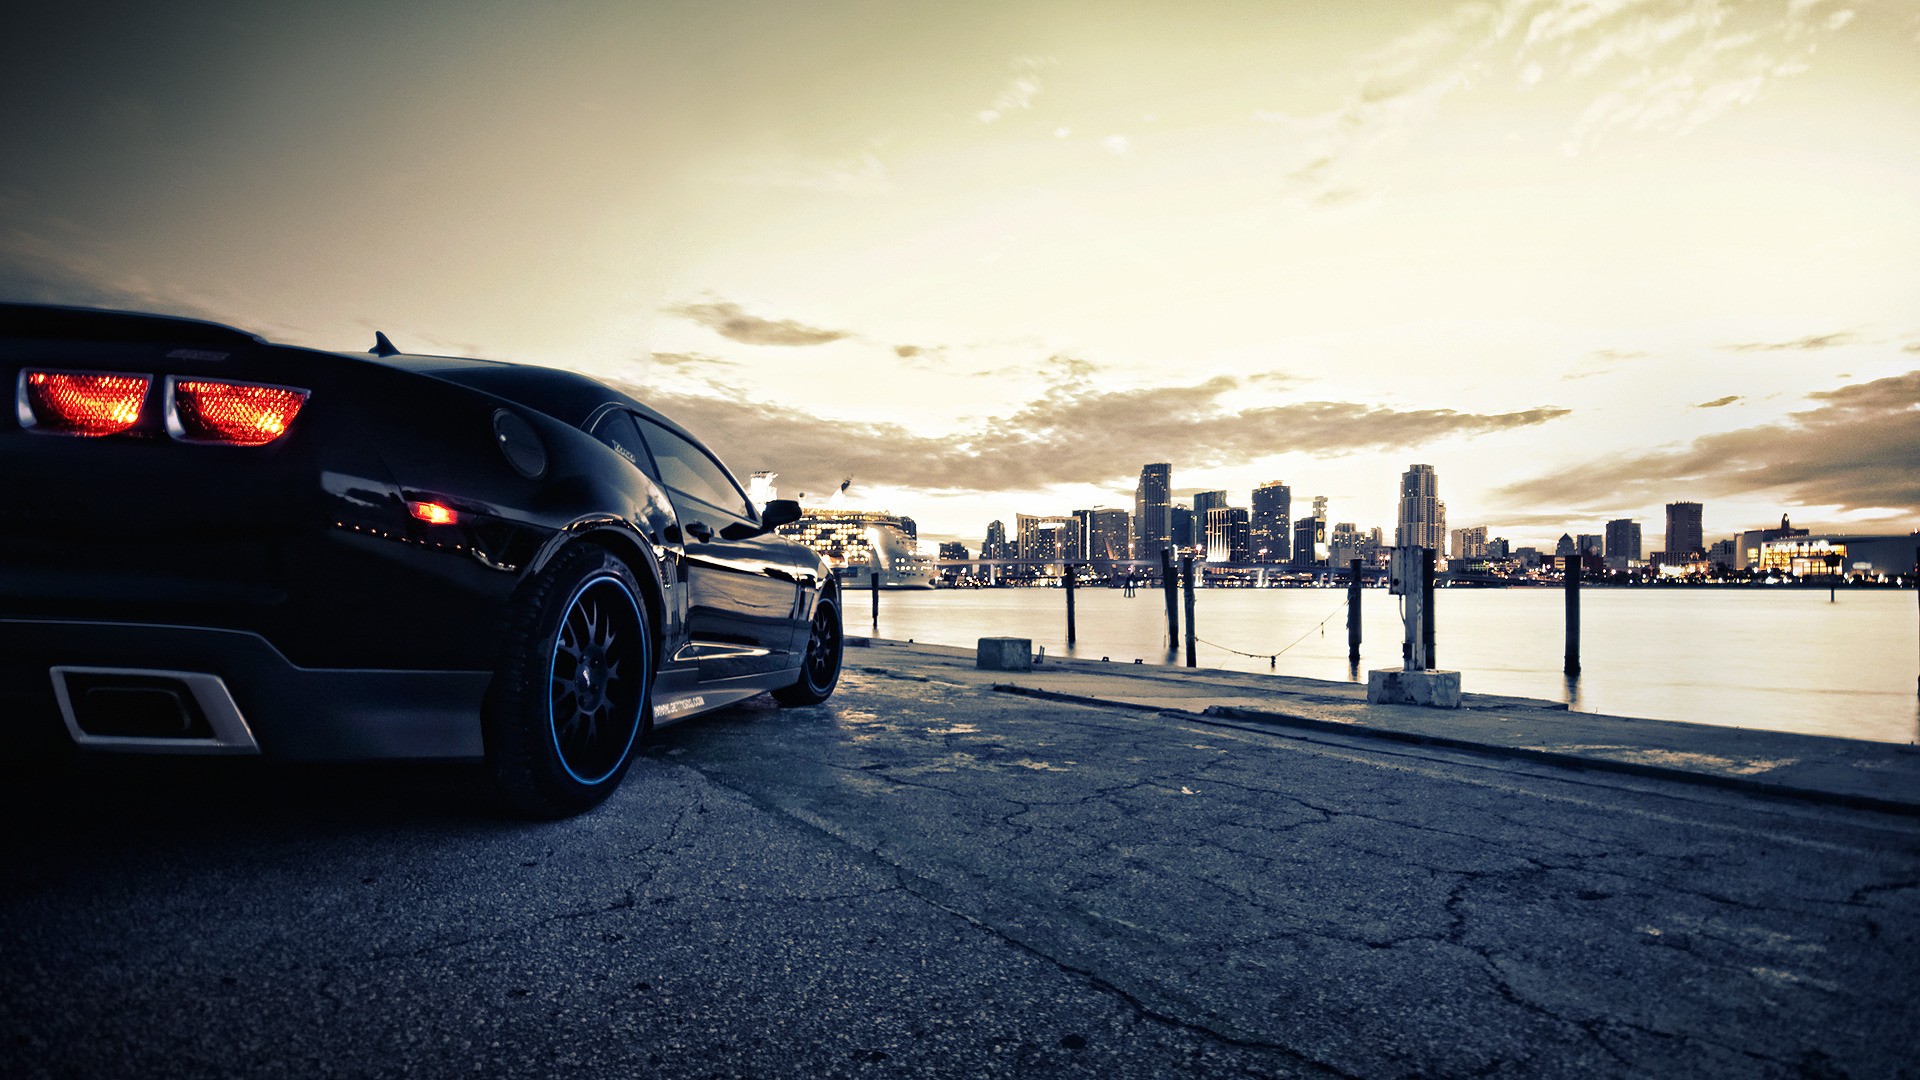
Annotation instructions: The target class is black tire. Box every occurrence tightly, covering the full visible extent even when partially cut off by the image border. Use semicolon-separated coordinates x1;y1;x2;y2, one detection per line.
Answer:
773;594;842;707
484;545;653;818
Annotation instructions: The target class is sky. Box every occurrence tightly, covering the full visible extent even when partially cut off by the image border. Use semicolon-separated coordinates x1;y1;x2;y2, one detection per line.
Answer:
4;0;1917;551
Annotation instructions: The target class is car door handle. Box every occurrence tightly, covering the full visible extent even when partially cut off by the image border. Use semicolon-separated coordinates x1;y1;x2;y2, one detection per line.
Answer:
684;521;713;543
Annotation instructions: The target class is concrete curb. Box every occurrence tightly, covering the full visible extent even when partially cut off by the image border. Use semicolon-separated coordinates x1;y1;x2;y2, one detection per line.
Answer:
987;683;1920;819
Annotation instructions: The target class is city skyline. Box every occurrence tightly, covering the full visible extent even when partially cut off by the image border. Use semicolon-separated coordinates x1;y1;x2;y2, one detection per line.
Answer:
3;2;1916;544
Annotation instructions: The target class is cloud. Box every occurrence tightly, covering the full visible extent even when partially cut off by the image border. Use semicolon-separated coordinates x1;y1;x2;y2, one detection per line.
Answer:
977;56;1052;124
1498;371;1920;514
1256;0;1855;199
663;300;850;347
649;351;737;370
625;372;1568;500
1102;135;1131;155
1723;332;1856;352
1694;395;1742;408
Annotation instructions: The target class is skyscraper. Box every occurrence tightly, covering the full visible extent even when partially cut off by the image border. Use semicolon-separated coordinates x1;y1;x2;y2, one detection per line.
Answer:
1396;464;1446;551
1193;491;1227;558
1666;501;1704;558
1133;463;1172;559
1450;526;1487;560
1605;518;1642;570
1250;481;1291;565
1171;506;1195;550
1085;508;1131;570
1204;507;1250;563
982;519;1009;560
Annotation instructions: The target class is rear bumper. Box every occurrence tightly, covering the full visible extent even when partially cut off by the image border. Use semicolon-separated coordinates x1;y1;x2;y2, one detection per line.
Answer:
0;618;489;762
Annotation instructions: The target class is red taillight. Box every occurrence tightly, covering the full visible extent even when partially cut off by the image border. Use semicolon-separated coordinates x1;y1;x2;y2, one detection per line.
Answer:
20;370;151;435
408;501;459;525
168;379;308;446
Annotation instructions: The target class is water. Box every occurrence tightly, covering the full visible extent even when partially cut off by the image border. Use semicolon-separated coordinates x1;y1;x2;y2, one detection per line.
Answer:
857;586;1920;745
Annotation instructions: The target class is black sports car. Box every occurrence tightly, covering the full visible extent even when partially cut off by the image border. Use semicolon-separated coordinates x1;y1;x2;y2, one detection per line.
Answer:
0;303;844;817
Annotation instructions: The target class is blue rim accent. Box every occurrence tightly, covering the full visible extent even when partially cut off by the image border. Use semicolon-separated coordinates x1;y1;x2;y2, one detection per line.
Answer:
546;573;647;786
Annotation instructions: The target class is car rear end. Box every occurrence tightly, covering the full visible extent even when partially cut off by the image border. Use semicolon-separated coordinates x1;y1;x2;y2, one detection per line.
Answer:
0;305;536;763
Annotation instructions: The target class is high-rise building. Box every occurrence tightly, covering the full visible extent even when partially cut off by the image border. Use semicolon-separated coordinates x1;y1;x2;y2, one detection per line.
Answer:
1396;464;1446;551
1016;514;1080;565
1171;506;1195;550
982;520;1010;560
1250;481;1292;565
1555;533;1577;557
1204;507;1250;563
1666;501;1704;558
1605;518;1641;569
938;541;969;562
1576;534;1604;557
1134;463;1172;559
1193;491;1228;558
1450;526;1488;559
1292;516;1323;568
1085;508;1131;570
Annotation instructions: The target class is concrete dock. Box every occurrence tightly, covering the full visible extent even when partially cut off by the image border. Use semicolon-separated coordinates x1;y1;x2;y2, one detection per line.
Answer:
3;641;1917;1078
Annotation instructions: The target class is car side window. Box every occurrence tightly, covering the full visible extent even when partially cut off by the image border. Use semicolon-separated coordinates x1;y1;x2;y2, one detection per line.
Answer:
632;416;755;520
589;409;653;478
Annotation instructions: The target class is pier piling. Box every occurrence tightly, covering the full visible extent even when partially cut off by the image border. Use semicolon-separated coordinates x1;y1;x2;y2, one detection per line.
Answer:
1181;554;1197;668
1347;558;1362;664
1065;564;1077;647
1564;554;1581;676
870;550;880;627
1160;547;1179;652
1422;548;1436;670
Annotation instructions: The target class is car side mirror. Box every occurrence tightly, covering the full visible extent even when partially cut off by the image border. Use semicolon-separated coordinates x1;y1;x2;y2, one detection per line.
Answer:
759;499;802;529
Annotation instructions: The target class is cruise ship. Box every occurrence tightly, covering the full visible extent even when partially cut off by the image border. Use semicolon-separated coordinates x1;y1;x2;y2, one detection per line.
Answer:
776;508;938;590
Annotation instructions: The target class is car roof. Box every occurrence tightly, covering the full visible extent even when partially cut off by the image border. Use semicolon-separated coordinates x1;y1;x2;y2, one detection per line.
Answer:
0;302;699;441
364;353;691;438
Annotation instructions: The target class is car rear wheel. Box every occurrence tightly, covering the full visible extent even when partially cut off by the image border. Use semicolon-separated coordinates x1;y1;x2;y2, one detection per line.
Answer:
773;594;842;707
485;545;652;818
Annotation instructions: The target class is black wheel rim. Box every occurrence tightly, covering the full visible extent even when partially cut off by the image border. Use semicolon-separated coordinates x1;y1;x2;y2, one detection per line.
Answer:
547;574;646;785
803;600;841;691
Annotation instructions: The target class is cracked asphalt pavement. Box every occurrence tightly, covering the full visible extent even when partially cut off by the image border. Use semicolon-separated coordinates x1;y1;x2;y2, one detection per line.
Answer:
4;667;1917;1078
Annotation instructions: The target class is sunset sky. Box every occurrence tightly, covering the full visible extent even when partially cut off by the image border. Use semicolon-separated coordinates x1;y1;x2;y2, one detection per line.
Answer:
4;0;1916;549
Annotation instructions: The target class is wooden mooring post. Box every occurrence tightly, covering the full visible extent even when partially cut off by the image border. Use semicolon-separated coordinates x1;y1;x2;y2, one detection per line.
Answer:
869;549;880;627
1160;547;1179;651
1564;554;1581;676
1064;563;1077;647
1181;553;1197;668
1347;558;1362;664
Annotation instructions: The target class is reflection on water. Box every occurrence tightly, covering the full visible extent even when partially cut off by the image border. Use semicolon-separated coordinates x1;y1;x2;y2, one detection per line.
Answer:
868;587;1920;744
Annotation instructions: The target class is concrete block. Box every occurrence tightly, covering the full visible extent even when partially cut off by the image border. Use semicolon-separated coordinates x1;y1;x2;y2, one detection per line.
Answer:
1367;669;1462;708
976;637;1033;672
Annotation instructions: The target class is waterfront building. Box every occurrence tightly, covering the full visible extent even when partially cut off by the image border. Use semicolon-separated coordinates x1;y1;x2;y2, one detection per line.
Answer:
1488;537;1510;559
1755;535;1918;579
938;541;969;562
1133;463;1172;559
1577;534;1604;557
1735;515;1807;571
982;520;1010;560
1555;534;1576;557
1205;507;1251;564
1292;515;1324;568
1085;508;1131;571
1251;481;1291;565
1016;513;1081;566
1451;526;1488;560
1171;506;1195;550
1193;491;1227;559
1708;538;1736;569
1605;518;1641;570
1396;465;1446;552
1666;501;1704;558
